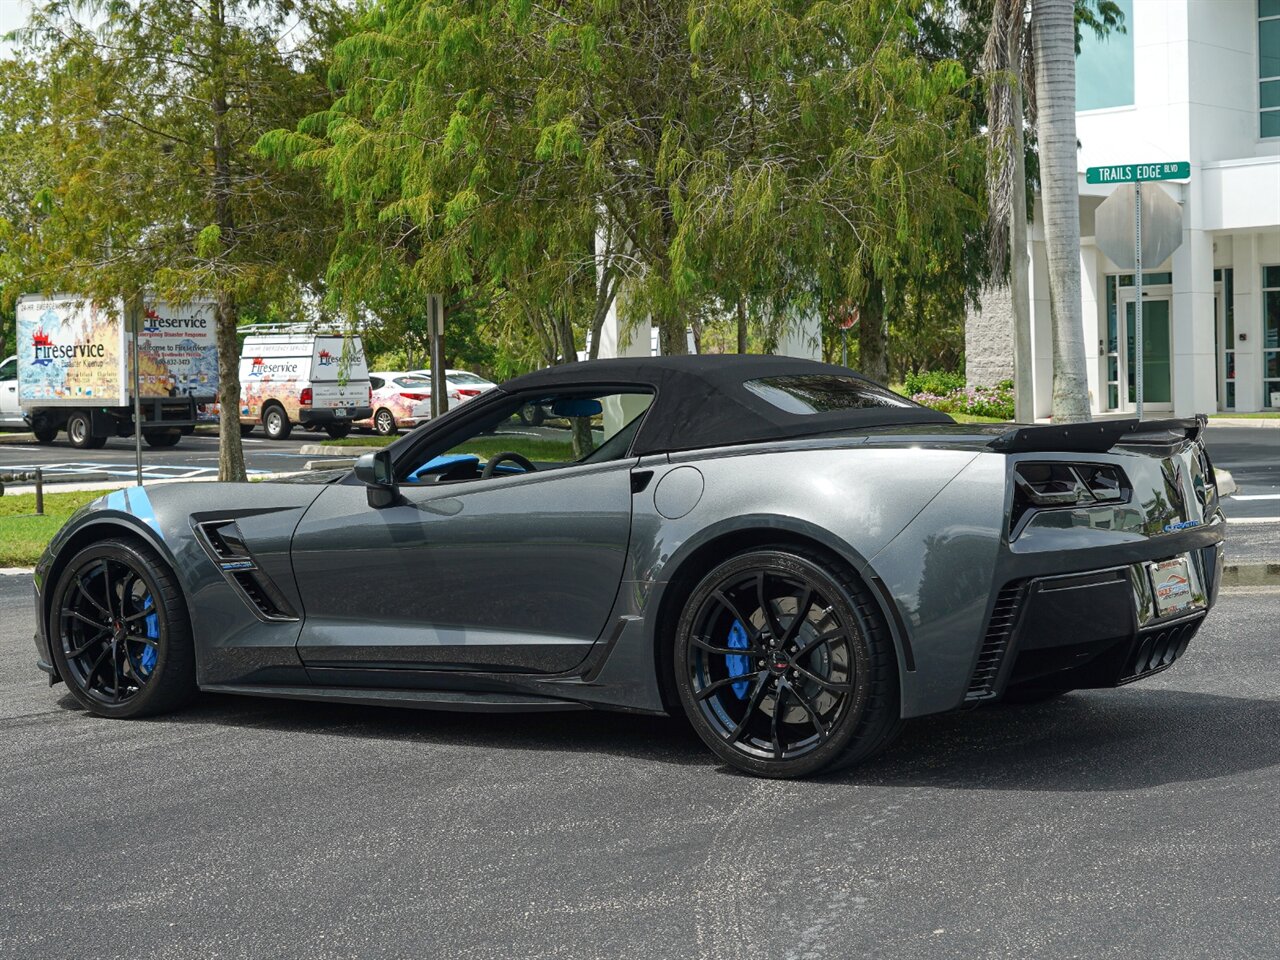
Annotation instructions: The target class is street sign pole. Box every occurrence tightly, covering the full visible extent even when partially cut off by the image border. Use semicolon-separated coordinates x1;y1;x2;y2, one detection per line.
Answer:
1088;160;1188;422
130;301;143;486
1134;181;1143;420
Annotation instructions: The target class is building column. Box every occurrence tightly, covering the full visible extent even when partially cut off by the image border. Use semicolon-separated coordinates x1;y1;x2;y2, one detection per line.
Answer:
1028;231;1053;419
1080;240;1102;414
1171;225;1217;416
1232;233;1261;412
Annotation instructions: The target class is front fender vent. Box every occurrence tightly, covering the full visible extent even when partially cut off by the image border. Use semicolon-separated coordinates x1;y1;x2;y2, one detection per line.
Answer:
196;520;299;622
966;581;1026;702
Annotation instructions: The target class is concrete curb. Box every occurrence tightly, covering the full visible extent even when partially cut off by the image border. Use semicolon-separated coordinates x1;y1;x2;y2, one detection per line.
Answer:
1216;468;1237;497
0;432;37;445
1207;418;1280;428
304;459;355;471
1221;564;1280;587
299;444;384;456
0;567;35;577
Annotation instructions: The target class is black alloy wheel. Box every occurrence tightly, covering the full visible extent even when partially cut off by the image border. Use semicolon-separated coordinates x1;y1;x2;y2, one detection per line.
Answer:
675;548;901;778
373;408;397;436
48;538;196;718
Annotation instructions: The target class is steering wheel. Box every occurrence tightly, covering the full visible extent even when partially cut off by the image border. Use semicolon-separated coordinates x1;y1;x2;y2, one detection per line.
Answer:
481;451;538;479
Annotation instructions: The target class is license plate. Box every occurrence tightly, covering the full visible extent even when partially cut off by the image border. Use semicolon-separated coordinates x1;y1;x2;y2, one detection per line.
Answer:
1149;557;1199;618
334;408;347;417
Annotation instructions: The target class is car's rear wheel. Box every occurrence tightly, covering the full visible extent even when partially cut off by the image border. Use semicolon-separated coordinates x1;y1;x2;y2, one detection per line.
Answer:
373;408;397;436
48;537;196;718
263;404;291;441
674;547;902;778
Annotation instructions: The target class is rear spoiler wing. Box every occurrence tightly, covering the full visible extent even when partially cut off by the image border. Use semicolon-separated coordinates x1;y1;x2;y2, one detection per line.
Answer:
989;414;1207;454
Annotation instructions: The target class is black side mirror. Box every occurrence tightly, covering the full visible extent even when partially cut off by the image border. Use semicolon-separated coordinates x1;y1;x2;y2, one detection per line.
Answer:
354;449;398;508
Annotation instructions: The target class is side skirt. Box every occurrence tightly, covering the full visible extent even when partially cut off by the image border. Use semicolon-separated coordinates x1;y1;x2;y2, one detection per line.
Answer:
202;683;591;714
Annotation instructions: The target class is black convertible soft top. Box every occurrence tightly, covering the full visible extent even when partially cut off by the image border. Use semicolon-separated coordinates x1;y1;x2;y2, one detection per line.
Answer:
500;355;952;456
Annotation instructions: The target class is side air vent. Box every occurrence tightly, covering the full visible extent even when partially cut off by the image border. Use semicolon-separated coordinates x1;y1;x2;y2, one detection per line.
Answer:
965;581;1025;702
230;570;298;621
195;520;299;622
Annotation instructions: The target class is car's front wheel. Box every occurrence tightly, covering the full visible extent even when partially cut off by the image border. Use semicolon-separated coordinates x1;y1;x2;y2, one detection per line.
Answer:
48;538;196;718
674;547;902;778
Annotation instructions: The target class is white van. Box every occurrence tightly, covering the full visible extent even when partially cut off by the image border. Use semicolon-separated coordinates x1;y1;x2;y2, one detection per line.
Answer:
238;330;372;440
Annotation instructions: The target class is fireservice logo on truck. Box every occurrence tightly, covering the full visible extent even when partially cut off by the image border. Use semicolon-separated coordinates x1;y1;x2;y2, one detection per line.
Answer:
17;301;122;402
249;358;301;378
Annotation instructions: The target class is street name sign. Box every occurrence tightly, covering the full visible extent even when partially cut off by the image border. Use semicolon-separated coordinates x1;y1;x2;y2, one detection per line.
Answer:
1086;161;1190;184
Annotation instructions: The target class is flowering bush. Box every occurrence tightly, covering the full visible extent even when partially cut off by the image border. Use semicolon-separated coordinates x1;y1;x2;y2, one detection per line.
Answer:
910;382;1014;420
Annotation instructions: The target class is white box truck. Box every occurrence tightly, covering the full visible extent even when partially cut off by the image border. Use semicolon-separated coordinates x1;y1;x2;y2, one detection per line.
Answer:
0;294;219;448
238;329;371;440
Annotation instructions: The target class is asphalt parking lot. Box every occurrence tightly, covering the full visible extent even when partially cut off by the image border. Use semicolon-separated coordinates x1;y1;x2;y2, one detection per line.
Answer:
3;572;1278;960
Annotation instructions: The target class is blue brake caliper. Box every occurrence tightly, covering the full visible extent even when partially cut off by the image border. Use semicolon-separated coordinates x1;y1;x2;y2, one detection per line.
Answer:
726;620;750;699
139;595;158;676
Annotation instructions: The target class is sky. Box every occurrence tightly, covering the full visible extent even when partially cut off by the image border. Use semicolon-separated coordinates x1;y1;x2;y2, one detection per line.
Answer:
0;0;31;53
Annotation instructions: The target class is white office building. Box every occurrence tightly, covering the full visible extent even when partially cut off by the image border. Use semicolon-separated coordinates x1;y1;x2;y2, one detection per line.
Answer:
969;0;1280;416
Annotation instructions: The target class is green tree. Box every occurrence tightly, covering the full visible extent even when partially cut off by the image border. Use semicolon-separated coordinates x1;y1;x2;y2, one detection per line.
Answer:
1;0;349;478
268;0;982;372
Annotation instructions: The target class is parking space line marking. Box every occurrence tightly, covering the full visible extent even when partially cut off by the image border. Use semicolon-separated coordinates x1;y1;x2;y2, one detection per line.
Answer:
1230;494;1280;501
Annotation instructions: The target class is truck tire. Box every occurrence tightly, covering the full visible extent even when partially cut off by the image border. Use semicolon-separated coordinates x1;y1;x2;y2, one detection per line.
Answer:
66;410;105;450
32;423;57;444
263;404;291;441
144;430;181;448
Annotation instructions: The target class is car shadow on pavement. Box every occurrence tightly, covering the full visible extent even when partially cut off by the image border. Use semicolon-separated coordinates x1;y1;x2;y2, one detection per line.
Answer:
846;688;1280;792
149;691;715;767
50;686;1280;784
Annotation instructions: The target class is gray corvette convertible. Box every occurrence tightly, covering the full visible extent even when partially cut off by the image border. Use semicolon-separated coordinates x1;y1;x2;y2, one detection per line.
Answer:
32;355;1225;777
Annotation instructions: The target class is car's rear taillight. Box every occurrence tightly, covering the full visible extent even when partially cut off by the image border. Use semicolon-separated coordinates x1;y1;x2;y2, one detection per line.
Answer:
300;388;312;406
400;392;429;401
1010;461;1129;533
457;388;482;397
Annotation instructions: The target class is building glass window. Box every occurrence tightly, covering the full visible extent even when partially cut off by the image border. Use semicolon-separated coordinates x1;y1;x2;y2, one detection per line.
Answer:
1105;275;1120;408
1077;0;1134;110
1263;0;1280;138
1265;266;1280;407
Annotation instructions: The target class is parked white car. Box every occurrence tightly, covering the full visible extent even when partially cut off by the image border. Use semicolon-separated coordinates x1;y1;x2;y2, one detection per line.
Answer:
356;371;444;436
409;369;498;402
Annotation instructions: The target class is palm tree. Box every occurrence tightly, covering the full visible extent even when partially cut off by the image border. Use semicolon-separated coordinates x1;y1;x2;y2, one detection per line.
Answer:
1031;0;1090;421
984;0;1122;423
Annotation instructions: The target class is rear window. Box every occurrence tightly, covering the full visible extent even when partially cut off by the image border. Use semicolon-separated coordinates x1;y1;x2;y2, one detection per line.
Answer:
394;376;430;387
447;371;489;385
744;375;915;414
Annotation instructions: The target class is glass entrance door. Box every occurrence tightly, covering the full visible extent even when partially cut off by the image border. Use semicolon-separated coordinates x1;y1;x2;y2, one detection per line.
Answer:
1125;297;1172;407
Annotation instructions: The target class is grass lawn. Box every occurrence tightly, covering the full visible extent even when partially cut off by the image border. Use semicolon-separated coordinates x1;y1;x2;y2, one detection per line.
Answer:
0;489;112;567
949;413;1009;424
1210;412;1280;419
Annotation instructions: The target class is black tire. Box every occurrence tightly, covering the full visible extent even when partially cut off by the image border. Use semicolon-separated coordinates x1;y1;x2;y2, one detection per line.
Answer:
372;408;397;436
262;404;291;441
47;537;196;718
32;423;57;444
325;422;352;440
674;546;902;779
66;410;98;450
143;430;181;448
239;423;255;438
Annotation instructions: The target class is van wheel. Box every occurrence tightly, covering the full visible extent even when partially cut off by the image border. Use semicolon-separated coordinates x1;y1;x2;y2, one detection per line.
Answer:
66;410;103;450
373;408;397;436
239;424;254;438
263;405;291;441
325;422;352;440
